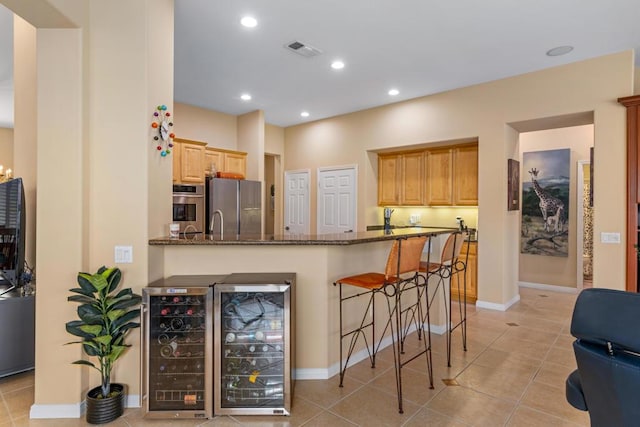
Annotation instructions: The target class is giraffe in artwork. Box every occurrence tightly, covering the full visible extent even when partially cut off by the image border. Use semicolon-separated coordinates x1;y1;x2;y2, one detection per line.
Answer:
528;168;565;233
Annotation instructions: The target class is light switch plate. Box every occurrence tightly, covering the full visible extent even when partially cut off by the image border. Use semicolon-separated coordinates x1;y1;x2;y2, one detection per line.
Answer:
600;232;621;244
115;245;133;263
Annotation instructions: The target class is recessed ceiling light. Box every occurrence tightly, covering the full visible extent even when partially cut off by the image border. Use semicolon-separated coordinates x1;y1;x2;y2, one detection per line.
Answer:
546;46;573;57
331;60;345;70
240;94;252;101
388;89;399;96
240;16;258;28
300;111;310;118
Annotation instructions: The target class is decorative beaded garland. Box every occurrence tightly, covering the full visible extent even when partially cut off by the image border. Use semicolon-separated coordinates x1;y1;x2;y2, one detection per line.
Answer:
151;105;175;157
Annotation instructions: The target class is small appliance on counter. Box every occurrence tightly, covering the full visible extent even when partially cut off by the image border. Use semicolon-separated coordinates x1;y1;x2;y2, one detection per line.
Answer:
172;184;205;234
383;207;394;229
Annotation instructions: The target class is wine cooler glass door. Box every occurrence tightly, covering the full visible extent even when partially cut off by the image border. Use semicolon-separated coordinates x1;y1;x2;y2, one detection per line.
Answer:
144;287;212;418
217;287;289;413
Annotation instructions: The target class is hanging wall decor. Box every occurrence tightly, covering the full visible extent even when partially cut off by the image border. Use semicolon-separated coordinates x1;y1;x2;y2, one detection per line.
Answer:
150;105;175;157
507;159;520;211
521;148;570;257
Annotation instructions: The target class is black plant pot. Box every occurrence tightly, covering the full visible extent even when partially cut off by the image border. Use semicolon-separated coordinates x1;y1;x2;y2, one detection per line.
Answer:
86;383;125;425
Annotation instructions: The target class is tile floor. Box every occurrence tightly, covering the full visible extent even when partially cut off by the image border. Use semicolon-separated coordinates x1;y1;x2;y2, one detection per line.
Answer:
0;286;589;426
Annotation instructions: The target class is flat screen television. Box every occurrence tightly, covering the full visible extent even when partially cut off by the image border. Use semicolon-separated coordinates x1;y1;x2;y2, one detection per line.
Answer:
0;178;25;291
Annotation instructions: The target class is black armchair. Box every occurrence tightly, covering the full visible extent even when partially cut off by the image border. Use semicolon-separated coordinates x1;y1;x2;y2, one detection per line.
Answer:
566;288;640;426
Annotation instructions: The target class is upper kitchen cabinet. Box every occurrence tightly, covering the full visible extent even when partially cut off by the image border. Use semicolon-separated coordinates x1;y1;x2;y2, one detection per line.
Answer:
378;153;400;205
377;151;425;206
426;144;478;206
173;138;206;184
453;145;479;206
401;151;425;205
204;147;247;178
426;148;453;205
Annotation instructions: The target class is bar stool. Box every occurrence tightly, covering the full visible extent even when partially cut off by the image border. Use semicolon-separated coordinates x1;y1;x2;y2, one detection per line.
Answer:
334;235;431;413
419;231;470;366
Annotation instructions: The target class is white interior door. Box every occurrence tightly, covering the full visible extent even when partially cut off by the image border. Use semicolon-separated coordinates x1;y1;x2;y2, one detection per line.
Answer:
317;166;357;234
284;170;310;235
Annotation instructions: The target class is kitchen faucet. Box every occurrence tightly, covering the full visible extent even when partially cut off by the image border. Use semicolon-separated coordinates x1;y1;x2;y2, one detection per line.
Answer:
210;209;224;239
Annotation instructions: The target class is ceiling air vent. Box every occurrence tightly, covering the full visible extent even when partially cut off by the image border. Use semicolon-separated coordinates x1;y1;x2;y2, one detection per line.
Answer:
285;40;323;58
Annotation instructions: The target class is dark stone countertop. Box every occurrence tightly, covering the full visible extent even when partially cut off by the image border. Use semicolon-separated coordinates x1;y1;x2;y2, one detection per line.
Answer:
149;227;456;246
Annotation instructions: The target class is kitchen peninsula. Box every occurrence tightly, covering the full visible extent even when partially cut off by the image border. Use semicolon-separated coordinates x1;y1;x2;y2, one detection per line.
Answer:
149;227;457;379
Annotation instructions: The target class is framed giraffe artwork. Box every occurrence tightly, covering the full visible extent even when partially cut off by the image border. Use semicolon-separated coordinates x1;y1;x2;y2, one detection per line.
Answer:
507;159;520;211
521;148;570;257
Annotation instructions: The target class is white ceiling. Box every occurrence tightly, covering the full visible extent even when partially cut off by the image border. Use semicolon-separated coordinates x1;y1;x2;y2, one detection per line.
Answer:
2;2;640;129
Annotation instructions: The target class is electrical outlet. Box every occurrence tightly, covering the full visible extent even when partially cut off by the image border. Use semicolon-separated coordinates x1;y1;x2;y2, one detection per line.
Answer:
600;232;621;244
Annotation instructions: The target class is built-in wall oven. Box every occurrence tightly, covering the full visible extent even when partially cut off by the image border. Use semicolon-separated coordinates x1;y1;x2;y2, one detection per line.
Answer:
172;184;205;234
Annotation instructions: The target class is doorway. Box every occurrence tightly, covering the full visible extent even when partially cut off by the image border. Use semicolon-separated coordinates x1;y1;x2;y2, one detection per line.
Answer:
283;169;310;235
317;166;357;234
577;159;593;288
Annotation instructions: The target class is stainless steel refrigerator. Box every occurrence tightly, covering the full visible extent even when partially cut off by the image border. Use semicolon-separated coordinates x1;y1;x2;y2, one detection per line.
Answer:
206;178;262;237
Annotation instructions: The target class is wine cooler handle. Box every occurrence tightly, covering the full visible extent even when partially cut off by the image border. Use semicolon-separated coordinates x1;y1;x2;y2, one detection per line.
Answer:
140;302;147;405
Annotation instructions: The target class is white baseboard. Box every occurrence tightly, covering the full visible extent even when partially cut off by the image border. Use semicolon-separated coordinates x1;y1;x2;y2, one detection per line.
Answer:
294;321;444;380
30;394;140;419
476;294;520;312
30;402;83;419
519;281;579;294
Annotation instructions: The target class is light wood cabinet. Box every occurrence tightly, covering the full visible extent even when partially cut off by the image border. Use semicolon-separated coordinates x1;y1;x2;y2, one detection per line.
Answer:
426;148;453;205
224;151;247;177
179;139;206;183
451;241;477;303
174;140;248;183
204;148;224;176
377;151;425;206
376;143;478;207
173;138;206;184
204;147;247;178
401;151;425;205
378;154;401;205
453;145;479;206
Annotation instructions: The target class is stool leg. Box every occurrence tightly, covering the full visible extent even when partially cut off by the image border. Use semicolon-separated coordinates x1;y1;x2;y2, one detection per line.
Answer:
338;282;345;387
337;283;378;388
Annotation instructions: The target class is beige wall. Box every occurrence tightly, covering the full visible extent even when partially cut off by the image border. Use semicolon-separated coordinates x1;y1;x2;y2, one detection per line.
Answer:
265;123;284;234
174;102;236;149
284;52;633;307
12;16;36;270
237;110;264;182
635;66;639;95
6;0;174;412
519;125;593;288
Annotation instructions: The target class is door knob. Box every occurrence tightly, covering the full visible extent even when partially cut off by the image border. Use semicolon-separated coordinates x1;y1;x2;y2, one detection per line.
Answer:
285;226;290;231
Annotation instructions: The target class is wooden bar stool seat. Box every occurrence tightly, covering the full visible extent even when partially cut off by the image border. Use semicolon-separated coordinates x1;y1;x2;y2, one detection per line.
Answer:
419;231;470;366
334;235;432;413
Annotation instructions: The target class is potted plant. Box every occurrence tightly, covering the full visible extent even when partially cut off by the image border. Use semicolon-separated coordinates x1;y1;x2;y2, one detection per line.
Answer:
65;266;142;424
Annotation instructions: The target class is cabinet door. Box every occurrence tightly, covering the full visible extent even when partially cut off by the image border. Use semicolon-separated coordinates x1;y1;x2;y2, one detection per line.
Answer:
378;154;400;205
400;152;425;205
454;145;478;205
204;149;223;176
172;141;182;183
224;152;247;178
451;241;477;303
426;149;453;205
181;143;205;183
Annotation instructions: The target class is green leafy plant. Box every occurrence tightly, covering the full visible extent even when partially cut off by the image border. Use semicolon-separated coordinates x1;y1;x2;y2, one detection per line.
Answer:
65;266;141;398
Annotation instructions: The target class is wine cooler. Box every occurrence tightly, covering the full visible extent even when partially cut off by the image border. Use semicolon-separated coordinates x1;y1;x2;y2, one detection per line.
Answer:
142;286;213;419
213;273;295;416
